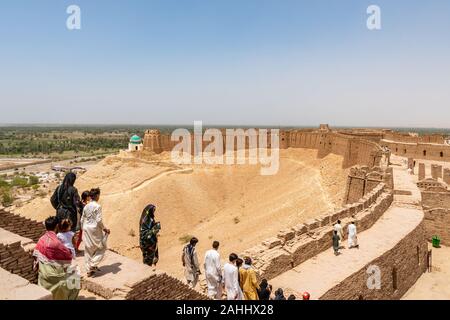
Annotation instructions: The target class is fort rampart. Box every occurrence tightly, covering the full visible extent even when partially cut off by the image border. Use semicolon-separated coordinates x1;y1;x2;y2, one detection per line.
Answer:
143;127;384;169
319;216;427;300
417;182;450;245
241;182;393;280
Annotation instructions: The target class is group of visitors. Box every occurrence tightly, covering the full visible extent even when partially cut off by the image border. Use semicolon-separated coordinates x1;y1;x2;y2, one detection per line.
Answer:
180;238;309;300
37;172;316;301
34;172;110;299
332;220;359;255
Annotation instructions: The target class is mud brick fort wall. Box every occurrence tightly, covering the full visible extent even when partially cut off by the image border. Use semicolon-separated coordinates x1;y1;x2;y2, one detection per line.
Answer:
81;262;209;300
0;227;37;284
335;129;450;162
0;210;45;243
0;267;51;300
143;126;385;169
125;272;209;300
418;183;450;245
381;137;450;162
0;210;44;284
241;182;393;280
344;166;393;204
320;218;428;300
383;132;445;144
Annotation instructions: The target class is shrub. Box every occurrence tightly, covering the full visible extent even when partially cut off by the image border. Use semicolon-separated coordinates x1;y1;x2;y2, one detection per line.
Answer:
11;176;28;188
0;177;9;188
0;188;14;206
179;234;195;244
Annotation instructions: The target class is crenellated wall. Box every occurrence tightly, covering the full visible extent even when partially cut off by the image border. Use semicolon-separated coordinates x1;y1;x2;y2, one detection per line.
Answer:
418;182;450;244
383;132;445;144
319;217;427;300
241;183;393;280
143;126;384;169
381;140;450;162
344;166;393;204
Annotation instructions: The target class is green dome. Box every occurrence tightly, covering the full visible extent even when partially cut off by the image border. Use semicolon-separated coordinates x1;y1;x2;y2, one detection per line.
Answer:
129;135;142;144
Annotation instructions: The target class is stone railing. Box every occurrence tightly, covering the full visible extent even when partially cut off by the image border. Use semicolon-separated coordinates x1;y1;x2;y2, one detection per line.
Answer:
241;183;393;280
125;272;209;300
80;249;209;300
320;216;427;300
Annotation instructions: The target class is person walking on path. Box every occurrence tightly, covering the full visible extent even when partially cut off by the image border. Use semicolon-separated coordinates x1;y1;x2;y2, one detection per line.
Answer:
332;230;341;255
81;188;110;277
204;241;223;299
182;237;201;288
347;221;359;249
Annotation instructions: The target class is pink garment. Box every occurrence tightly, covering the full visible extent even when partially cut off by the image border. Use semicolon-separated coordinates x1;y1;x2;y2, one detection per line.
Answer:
34;231;73;264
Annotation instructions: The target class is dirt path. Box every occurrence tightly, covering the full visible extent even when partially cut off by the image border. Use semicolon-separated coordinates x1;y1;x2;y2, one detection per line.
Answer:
102;168;194;197
402;244;450;300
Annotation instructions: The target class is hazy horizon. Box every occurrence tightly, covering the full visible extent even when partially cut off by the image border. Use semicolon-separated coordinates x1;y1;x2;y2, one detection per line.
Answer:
1;123;449;132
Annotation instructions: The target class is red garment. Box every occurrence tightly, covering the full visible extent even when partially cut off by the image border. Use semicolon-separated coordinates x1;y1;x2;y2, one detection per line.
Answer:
34;231;73;263
75;230;82;251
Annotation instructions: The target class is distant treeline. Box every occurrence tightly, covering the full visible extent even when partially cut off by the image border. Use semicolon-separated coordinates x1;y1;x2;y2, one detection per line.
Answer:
0;126;448;157
0;138;128;155
0;126;150;156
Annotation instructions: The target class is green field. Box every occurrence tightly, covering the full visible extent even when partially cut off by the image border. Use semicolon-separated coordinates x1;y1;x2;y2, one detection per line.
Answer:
0;125;150;159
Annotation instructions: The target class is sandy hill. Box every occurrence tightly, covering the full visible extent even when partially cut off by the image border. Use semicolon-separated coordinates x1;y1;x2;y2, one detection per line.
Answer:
18;148;348;278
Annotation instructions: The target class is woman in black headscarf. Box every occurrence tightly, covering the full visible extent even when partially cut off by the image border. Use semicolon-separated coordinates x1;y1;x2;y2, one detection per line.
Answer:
50;172;82;232
273;288;286;300
257;279;272;300
139;204;161;266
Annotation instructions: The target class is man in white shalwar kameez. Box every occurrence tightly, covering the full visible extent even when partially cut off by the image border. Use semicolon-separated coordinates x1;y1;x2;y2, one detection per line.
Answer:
347;221;359;249
80;188;110;276
223;253;240;300
333;220;344;245
204;241;222;299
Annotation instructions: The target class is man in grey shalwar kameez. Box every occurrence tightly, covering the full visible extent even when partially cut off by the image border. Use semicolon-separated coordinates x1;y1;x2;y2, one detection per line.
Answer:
333;230;340;255
182;237;201;288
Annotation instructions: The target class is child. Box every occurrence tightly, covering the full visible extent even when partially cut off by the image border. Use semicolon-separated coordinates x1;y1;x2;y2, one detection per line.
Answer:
75;190;90;252
57;219;76;259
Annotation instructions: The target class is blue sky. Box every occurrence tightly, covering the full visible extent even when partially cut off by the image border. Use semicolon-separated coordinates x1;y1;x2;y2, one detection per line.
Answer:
0;0;449;127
